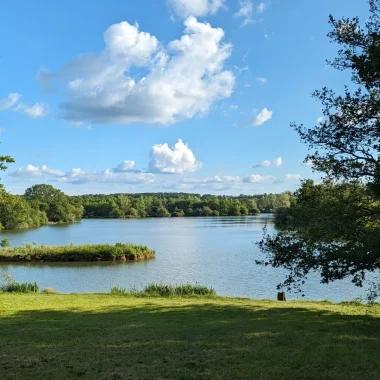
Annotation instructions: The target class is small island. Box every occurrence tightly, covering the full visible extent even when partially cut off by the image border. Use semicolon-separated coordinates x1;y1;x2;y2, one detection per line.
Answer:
0;243;155;262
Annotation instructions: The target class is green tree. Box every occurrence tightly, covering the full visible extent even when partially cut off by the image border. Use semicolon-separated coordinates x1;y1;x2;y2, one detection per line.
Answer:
259;0;380;296
0;236;10;248
24;184;83;223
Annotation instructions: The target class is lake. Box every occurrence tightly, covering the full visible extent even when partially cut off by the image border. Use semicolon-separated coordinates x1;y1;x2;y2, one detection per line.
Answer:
0;216;369;302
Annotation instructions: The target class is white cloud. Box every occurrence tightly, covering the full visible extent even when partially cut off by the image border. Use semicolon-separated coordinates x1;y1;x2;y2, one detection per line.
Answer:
244;82;251;87
252;108;273;126
183;175;240;184
148;139;202;173
9;164;153;185
253;160;271;168
0;127;5;133
256;77;267;85
316;116;325;124
253;156;282;168
16;103;48;118
242;174;264;183
40;17;234;125
234;0;253;27
272;157;282;167
113;160;137;172
168;0;224;18
62;169;154;185
229;104;238;111
10;164;66;179
0;93;21;111
256;2;265;13
301;159;313;167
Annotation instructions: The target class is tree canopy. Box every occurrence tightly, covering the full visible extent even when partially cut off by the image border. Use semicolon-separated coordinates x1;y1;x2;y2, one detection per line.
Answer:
259;0;380;298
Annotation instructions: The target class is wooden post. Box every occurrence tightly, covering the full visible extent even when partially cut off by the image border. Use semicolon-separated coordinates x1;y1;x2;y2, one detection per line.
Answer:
277;292;286;301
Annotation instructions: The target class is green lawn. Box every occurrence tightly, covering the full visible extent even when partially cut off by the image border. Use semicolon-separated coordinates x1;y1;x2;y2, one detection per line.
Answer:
1;294;380;379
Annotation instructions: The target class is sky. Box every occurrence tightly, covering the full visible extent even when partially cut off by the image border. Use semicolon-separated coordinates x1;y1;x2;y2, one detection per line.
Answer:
0;0;371;195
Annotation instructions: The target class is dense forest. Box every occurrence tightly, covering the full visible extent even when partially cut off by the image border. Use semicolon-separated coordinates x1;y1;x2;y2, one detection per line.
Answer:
0;182;295;230
0;184;83;230
72;192;296;219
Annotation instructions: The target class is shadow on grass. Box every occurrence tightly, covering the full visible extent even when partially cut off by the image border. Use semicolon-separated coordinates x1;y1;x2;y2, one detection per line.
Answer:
1;300;380;380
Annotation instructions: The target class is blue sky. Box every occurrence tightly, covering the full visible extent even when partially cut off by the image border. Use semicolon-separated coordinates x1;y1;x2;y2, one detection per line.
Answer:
0;0;370;195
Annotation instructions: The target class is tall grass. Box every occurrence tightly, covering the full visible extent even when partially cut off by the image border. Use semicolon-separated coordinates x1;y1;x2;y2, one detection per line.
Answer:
0;243;155;262
5;281;40;293
110;283;216;297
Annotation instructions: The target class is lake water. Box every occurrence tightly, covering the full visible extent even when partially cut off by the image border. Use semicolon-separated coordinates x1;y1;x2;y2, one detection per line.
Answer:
0;216;369;302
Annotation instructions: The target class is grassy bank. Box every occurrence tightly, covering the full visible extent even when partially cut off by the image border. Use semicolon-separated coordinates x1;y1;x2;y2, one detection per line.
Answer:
0;243;155;262
0;294;380;379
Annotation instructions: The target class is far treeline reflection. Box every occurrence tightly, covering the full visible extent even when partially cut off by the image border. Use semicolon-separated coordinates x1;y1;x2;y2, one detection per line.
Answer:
0;184;295;230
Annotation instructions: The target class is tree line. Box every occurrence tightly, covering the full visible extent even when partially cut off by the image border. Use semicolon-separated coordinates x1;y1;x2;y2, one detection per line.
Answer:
72;192;295;219
0;184;83;230
0;180;295;230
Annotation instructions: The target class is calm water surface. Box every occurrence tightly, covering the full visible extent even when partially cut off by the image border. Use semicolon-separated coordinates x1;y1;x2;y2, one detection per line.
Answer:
0;216;368;301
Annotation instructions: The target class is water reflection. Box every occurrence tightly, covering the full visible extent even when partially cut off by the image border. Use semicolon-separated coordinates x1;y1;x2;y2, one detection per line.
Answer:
0;216;368;301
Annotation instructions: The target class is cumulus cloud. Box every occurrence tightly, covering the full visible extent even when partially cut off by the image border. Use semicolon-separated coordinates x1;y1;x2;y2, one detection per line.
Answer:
39;17;234;125
242;174;264;183
168;0;224;18
253;157;282;168
9;164;153;185
113;160;139;173
272;157;282;167
256;77;267;85
234;0;253;27
252;160;271;168
252;108;272;126
183;175;240;184
0;93;21;111
10;165;65;179
148;139;202;173
15;102;48;118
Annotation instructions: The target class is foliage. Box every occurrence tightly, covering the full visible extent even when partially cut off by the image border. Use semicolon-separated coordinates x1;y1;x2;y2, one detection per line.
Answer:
293;0;380;190
259;0;380;298
24;184;83;223
259;179;380;293
0;142;14;175
111;283;216;297
0;243;155;262
72;192;295;219
4;281;40;293
0;192;47;230
1;294;380;379
0;267;14;289
0;237;10;248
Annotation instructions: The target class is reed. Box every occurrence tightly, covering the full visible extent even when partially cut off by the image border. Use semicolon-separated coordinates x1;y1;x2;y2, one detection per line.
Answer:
0;243;155;262
110;283;216;297
4;281;40;293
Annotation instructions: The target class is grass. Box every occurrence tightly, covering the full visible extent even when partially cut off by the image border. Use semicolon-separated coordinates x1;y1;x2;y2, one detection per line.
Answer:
110;283;216;297
3;281;40;293
0;242;155;262
0;294;380;379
